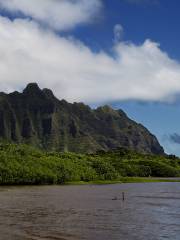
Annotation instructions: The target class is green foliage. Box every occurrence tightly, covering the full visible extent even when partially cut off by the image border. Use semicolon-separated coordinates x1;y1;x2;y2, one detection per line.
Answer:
0;143;179;185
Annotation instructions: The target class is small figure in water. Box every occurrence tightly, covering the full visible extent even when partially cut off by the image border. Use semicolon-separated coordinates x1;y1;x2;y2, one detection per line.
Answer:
122;192;125;201
112;192;125;201
112;196;118;200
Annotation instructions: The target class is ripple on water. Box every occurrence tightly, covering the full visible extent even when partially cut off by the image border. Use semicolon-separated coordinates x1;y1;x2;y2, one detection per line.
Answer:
0;182;180;240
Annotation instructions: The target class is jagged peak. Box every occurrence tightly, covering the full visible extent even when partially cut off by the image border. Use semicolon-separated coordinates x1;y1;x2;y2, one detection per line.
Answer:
0;92;7;101
0;92;6;96
117;109;127;117
95;105;128;119
96;105;115;113
23;83;58;101
73;102;91;110
23;83;41;95
42;88;55;99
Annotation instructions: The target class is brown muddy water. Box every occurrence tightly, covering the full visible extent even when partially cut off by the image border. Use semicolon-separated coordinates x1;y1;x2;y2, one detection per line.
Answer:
0;182;180;240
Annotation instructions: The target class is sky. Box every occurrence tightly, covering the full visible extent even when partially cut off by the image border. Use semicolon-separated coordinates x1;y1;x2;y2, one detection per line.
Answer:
0;0;180;155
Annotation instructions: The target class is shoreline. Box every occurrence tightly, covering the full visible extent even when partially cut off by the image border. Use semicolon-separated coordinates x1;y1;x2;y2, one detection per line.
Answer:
66;177;180;185
1;177;180;187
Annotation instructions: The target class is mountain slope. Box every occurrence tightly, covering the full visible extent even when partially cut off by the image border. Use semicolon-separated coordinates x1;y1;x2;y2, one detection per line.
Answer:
0;83;164;154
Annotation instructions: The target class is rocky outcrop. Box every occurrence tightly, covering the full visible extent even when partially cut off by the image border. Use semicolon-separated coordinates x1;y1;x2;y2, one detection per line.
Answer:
0;83;164;154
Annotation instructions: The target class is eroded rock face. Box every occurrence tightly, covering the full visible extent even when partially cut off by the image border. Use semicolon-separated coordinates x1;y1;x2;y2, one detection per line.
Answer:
0;83;164;154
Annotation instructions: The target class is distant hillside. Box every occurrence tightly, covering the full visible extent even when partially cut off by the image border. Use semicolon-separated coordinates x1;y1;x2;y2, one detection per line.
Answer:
0;83;164;154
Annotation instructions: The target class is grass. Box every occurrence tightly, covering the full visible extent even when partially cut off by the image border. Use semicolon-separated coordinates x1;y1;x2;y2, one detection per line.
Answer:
119;177;180;183
65;177;180;185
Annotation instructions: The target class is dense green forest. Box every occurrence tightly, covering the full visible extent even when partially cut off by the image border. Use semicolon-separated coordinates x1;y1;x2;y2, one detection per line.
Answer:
0;143;180;185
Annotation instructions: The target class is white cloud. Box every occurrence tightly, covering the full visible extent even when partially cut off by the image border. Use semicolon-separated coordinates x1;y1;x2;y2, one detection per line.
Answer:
0;16;180;104
114;24;124;43
0;0;102;31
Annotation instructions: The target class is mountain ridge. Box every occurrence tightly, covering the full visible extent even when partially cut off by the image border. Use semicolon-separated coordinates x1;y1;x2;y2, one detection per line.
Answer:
0;83;164;154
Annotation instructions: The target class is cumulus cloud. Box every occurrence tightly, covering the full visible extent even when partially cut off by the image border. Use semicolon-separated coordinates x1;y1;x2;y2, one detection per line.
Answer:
0;16;180;104
114;24;124;43
0;0;102;31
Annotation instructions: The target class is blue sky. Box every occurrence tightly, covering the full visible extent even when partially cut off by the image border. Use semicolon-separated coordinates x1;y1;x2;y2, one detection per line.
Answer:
72;0;180;60
0;0;180;154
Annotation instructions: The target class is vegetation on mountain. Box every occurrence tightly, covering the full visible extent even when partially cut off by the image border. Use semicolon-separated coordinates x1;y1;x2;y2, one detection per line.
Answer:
0;143;179;185
0;83;164;154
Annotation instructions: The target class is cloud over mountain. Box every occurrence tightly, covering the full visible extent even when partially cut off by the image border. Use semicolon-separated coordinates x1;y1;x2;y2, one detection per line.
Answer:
0;0;180;104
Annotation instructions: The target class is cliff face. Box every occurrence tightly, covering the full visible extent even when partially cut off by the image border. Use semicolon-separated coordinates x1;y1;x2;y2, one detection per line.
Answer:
0;83;164;154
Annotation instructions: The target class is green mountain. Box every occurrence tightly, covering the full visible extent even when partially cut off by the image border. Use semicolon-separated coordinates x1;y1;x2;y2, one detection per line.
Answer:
0;83;164;154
